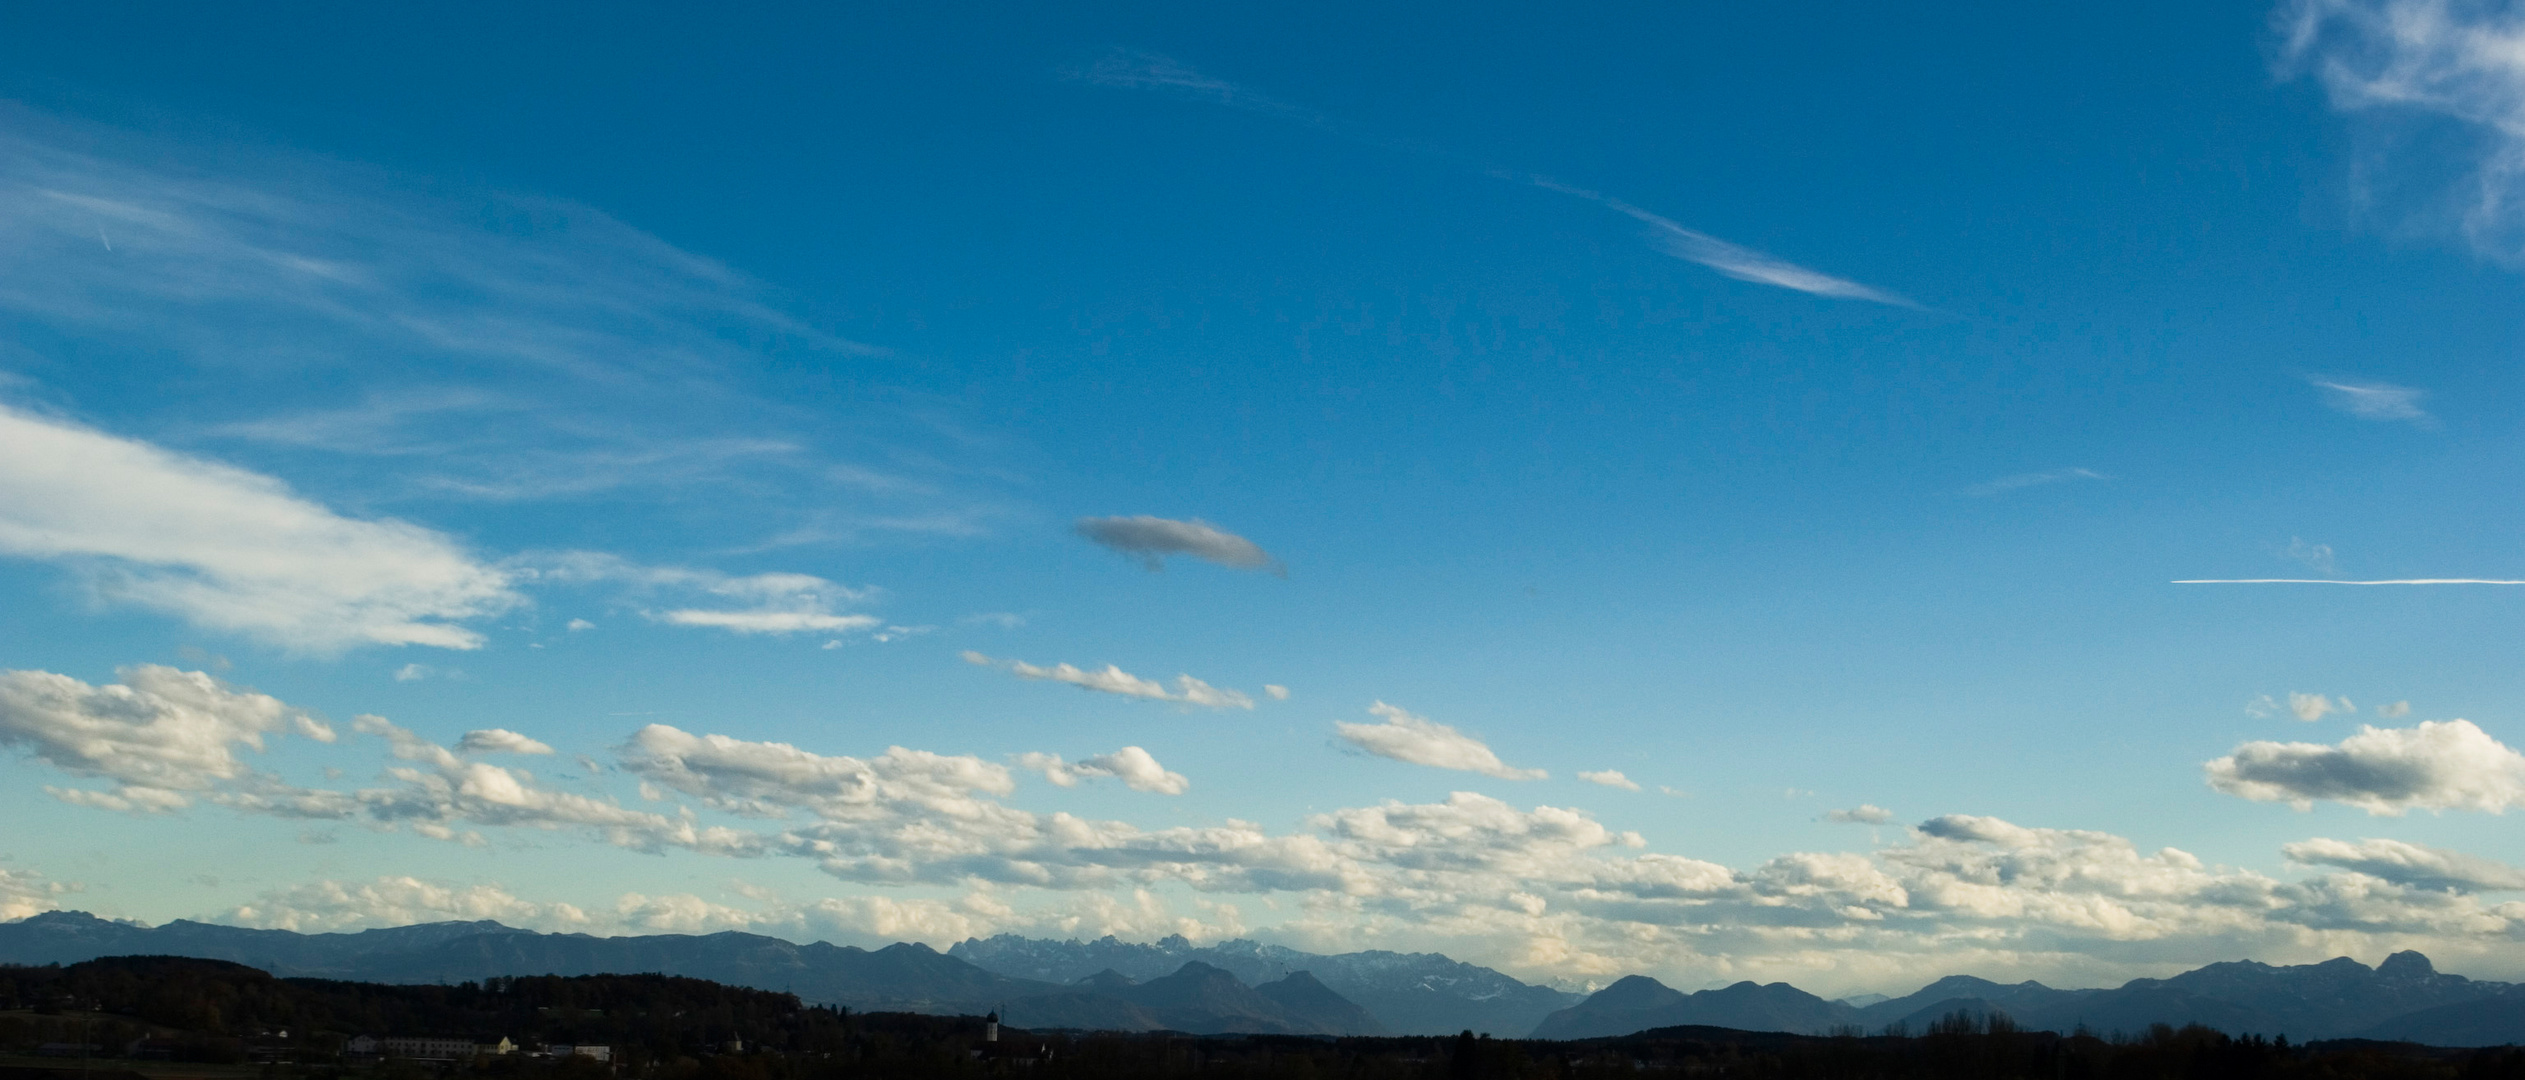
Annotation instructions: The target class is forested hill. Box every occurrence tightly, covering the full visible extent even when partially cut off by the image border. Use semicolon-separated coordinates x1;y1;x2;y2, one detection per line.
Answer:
0;955;858;1058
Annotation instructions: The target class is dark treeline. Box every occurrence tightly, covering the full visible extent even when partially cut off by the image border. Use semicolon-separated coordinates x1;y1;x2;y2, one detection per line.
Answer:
8;957;2525;1079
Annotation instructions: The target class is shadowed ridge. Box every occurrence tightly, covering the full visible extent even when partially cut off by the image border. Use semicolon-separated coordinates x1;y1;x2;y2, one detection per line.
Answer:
1255;970;1389;1035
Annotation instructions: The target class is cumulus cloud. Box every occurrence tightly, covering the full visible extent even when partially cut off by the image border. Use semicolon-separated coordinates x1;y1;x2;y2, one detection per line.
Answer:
1827;805;1896;824
0;665;339;813
225;875;581;933
0;405;520;652
1578;770;1642;791
2312;379;2432;424
2292;692;2353;722
457;729;555;755
1073;516;1283;574
2283;0;2525;258
1265;685;1290;701
355;716;760;854
2283;836;2525;891
1017;747;1192;795
1335;702;1546;780
2206;719;2525;814
962;651;1256;710
0;866;72;921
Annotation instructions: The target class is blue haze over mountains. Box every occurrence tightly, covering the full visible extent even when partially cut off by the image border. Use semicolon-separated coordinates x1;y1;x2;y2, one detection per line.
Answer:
10;912;2525;1045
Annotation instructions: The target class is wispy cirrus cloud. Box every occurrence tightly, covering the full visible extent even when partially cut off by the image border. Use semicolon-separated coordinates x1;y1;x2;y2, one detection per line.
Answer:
1962;467;2108;497
0;403;520;653
2176;577;2525;584
1523;178;1912;306
2311;378;2433;424
2283;0;2525;259
0;105;1009;548
1077;50;1908;306
961;651;1257;710
516;551;884;638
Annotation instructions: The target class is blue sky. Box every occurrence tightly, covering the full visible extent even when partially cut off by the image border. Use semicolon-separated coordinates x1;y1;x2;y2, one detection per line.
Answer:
7;0;2525;995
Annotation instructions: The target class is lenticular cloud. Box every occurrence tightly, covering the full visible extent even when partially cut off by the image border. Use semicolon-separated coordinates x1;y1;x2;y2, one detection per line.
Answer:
1074;515;1283;573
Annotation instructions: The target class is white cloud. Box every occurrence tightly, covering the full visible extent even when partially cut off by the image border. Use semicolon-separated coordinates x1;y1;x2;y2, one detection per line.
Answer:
2178;577;2525;585
2283;836;2525;891
0;404;521;652
224;875;590;933
1017;747;1191;795
2312;379;2433;424
0;865;72;921
353;715;759;854
2284;538;2341;575
2379;700;2413;718
1527;179;1911;306
1827;805;1896;824
1073;516;1283;573
2292;692;2353;722
457;729;556;756
659;609;880;634
2283;0;2525;257
1578;770;1642;791
2206;719;2525;814
962;651;1256;710
0;109;1021;551
392;664;433;682
1962;468;2108;497
518;552;881;638
1265;684;1291;700
619;723;1017;822
566;618;595;631
0;665;339;813
1334;702;1546;780
1076;52;1906;307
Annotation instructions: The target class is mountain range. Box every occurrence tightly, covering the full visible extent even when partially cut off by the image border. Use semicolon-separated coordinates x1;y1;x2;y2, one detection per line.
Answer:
947;932;1580;1036
13;911;2525;1045
1535;950;2525;1045
0;912;1423;1036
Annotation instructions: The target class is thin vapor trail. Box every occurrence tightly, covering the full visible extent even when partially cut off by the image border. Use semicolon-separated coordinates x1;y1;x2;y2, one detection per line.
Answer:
2174;579;2525;585
1076;49;1908;306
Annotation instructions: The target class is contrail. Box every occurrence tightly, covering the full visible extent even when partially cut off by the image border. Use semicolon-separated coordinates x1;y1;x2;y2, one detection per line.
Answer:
2174;579;2525;585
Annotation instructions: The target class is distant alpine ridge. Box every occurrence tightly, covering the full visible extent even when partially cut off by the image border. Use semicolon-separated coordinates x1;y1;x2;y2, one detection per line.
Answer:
0;912;1510;1036
10;911;2525;1045
947;932;1580;1036
1534;951;2525;1045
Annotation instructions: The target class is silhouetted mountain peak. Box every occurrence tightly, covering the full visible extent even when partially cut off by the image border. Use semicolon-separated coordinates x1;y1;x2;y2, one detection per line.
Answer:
1078;969;1138;992
2380;951;2437;979
1591;975;1685;1010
